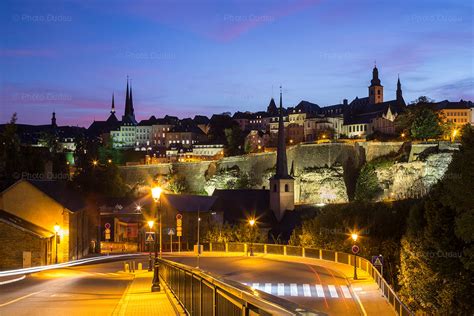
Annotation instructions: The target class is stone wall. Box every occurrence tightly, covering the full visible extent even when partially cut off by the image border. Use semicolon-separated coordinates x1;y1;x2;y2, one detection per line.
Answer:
0;222;48;270
119;141;455;203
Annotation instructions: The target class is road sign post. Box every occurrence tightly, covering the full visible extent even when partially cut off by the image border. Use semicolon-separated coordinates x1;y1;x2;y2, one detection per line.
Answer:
372;254;384;277
352;244;360;280
168;228;175;253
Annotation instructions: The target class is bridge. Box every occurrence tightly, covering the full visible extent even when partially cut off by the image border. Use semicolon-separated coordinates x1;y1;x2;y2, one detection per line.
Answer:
0;244;411;316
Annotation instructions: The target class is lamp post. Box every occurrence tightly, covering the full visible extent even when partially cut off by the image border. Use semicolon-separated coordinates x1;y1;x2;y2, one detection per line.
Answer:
54;223;60;264
248;218;256;256
147;220;154;272
151;186;162;292
351;233;358;280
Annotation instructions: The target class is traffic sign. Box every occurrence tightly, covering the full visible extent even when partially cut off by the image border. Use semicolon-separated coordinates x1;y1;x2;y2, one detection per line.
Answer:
105;228;111;240
145;232;155;243
177;226;182;237
352;245;360;254
177;219;182;226
372;255;383;266
105;223;111;229
167;228;175;236
176;214;182;220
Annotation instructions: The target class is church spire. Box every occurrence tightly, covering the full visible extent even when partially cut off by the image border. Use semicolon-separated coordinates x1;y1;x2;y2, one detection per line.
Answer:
275;86;290;178
124;76;130;116
370;65;381;86
111;93;115;114
396;75;403;102
129;80;134;116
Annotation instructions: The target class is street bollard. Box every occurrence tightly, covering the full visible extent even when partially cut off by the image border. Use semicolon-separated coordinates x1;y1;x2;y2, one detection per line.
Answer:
124;263;129;272
138;263;142;270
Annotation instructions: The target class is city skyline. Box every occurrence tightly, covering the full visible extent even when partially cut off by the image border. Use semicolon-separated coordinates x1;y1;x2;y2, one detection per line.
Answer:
1;0;472;127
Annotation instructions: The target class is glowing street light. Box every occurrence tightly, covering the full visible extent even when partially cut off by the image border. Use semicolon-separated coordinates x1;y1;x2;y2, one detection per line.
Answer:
151;186;162;202
54;223;60;264
248;218;256;256
451;129;458;142
351;233;358;242
92;160;98;166
147;220;154;229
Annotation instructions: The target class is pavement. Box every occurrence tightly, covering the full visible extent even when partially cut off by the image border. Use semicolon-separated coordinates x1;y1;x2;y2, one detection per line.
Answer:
164;251;396;316
0;258;176;316
112;270;175;316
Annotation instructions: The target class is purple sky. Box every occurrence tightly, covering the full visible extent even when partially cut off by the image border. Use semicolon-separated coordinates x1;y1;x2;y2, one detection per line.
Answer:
1;0;472;127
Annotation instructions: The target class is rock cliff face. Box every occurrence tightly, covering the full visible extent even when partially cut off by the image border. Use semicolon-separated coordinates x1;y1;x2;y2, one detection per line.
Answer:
375;152;453;200
119;142;455;203
297;166;349;204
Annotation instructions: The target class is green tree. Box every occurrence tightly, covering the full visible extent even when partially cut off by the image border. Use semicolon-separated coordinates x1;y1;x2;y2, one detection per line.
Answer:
398;125;474;313
410;108;442;140
0;113;22;184
224;125;245;156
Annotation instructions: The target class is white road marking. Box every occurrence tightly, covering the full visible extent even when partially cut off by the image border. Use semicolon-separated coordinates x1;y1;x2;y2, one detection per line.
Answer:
264;283;272;294
328;285;338;298
0;290;44;307
252;283;259;290
290;283;298;296
341;285;352;298
0;275;25;285
277;283;285;296
315;284;325;297
303;284;311;297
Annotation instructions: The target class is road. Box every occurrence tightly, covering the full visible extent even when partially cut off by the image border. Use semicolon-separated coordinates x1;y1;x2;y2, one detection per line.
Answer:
0;257;144;316
166;254;361;315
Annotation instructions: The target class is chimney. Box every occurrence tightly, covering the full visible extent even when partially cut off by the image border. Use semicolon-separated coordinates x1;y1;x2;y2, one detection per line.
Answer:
343;99;348;106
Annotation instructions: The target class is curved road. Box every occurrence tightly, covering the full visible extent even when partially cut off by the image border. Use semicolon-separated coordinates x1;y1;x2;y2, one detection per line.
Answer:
167;254;362;315
0;259;136;316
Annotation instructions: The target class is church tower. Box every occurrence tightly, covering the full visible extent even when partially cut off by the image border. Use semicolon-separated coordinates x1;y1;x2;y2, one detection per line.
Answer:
51;112;57;127
269;87;295;221
368;65;383;104
396;75;403;102
122;77;137;124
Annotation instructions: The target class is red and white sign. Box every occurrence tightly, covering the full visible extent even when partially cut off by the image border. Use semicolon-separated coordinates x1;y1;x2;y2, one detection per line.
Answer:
352;245;360;254
105;223;111;229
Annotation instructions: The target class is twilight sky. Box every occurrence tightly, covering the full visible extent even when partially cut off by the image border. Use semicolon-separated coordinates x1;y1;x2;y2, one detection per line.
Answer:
1;0;472;127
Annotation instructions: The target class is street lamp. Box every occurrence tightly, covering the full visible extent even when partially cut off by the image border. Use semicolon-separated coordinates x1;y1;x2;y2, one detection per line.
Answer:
351;233;358;280
451;129;458;142
147;220;154;272
54;223;60;264
151;186;162;292
92;160;98;166
248;218;256;256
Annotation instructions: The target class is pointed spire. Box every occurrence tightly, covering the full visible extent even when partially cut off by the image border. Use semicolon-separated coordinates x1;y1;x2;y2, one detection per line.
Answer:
125;76;130;116
129;79;134;115
396;74;403;101
371;64;381;86
274;86;290;179
111;93;115;114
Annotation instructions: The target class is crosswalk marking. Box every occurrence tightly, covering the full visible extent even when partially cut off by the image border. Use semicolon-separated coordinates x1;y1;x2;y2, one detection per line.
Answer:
265;283;272;294
328;285;339;298
290;283;298;296
277;283;285;296
315;284;325;297
341;285;352;298
303;284;311;297
240;282;352;300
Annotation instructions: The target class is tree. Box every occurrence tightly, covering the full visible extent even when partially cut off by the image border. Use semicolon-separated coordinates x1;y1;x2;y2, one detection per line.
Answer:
224;125;245;156
398;125;474;313
410;108;442;140
0;114;22;185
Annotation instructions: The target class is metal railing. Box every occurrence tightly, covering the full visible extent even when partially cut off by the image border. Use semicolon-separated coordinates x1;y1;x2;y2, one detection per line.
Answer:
158;257;325;316
203;242;413;316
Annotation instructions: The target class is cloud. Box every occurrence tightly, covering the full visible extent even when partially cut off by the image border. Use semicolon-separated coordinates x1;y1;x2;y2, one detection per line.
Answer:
430;77;474;101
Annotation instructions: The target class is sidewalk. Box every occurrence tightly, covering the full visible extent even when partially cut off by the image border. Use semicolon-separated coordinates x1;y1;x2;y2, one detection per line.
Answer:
112;270;175;316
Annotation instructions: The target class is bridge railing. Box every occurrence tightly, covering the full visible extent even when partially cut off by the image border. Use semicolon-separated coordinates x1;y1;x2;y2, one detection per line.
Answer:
157;257;324;316
203;242;413;316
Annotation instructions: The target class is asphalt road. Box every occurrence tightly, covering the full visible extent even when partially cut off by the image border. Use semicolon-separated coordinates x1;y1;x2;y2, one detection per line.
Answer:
166;255;361;316
0;258;142;316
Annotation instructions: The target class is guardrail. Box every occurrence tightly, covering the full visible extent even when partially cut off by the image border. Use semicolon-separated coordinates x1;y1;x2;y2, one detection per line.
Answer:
202;242;413;316
157;257;325;316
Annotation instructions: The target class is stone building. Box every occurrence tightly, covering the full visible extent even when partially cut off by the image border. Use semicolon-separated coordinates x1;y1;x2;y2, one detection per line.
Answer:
0;180;93;268
0;210;52;270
